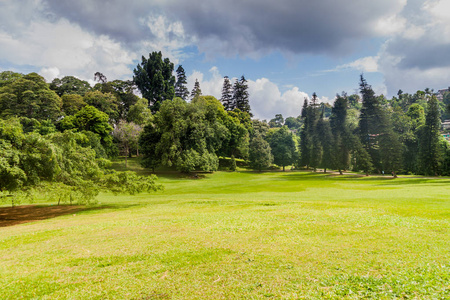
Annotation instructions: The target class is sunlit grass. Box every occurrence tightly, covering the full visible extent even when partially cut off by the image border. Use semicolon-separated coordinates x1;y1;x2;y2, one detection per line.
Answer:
1;167;449;299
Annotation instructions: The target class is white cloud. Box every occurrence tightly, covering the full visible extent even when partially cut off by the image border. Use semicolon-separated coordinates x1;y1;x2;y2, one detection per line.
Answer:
0;16;137;82
39;67;60;81
335;56;379;73
187;66;224;100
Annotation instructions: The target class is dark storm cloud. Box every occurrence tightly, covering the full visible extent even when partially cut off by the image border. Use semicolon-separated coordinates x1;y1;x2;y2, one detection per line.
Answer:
43;0;158;44
395;41;450;70
43;0;403;56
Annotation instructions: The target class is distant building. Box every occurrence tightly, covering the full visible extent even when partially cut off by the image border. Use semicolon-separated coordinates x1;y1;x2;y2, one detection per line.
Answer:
443;132;450;142
443;120;450;130
436;88;450;101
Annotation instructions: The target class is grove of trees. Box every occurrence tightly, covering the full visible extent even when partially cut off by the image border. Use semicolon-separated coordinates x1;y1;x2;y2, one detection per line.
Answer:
1;50;450;206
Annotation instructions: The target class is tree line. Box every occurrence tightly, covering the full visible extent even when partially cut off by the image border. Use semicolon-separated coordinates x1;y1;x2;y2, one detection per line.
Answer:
1;51;450;206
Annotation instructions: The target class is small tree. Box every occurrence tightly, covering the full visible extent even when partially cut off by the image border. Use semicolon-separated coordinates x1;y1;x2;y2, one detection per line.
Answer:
191;79;202;100
113;121;143;166
175;65;189;101
268;126;296;171
249;133;273;171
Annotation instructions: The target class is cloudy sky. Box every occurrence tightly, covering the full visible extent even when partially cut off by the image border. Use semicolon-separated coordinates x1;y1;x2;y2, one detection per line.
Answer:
1;0;450;119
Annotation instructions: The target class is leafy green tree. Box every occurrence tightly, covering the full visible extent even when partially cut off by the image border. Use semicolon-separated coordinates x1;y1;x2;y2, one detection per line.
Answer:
109;80;139;120
0;118;27;194
0;71;23;87
348;94;361;109
175;65;189;101
0;73;62;121
221;76;234;111
284;116;301;130
127;97;152;126
61;94;87;116
60;105;113;145
113;121;143;166
233;75;251;116
101;170;162;195
249;133;273;171
49;76;91;97
269;114;284;128
229;109;253;135
251;119;270;138
83;91;119;123
267;126;296;171
133;51;175;112
218;111;249;159
140;97;228;172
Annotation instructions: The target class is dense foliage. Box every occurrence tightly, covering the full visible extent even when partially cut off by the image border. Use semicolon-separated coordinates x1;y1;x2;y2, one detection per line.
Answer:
1;55;450;206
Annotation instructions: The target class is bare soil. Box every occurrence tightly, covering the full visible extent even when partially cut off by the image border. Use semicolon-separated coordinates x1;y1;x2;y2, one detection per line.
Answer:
0;205;83;227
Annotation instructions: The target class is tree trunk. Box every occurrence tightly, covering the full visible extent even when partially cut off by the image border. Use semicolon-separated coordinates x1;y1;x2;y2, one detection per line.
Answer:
324;168;327;173
339;169;343;175
283;165;285;171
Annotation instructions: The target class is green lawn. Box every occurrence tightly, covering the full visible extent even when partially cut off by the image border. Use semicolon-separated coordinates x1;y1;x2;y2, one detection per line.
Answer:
1;166;450;299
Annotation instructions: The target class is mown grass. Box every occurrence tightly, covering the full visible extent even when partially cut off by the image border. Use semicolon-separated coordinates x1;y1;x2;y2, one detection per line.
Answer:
1;161;450;299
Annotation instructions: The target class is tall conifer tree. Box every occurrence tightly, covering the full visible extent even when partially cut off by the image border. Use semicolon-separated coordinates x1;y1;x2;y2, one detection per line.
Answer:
234;75;251;116
419;95;442;175
330;94;351;174
175;65;189;101
221;76;234;111
190;79;202;100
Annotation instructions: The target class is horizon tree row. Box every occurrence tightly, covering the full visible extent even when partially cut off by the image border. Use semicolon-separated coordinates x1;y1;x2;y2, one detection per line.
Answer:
298;75;450;176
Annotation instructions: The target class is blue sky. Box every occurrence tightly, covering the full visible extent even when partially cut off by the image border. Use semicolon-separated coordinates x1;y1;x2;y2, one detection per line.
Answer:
1;0;450;119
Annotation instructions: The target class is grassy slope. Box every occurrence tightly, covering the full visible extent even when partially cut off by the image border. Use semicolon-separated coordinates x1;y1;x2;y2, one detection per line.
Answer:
1;162;450;299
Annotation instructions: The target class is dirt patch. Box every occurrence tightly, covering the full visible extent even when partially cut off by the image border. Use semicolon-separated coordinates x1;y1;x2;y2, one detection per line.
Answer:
0;205;84;227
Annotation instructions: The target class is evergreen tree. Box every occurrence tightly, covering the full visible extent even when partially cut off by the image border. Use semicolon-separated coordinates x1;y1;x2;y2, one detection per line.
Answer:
299;98;310;168
317;105;333;173
403;104;425;174
308;93;322;171
330;94;351;174
220;76;234;111
233;75;252;116
174;65;189;101
190;79;202;100
358;75;385;172
418;96;442;175
133;51;175;112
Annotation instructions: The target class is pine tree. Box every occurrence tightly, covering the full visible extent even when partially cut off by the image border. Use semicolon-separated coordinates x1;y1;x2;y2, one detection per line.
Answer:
308;93;322;171
233;75;251;116
330;94;351;174
299;98;311;168
220;76;234;111
317;105;333;173
190;79;202;100
358;75;384;172
418;95;442;175
133;51;175;112
175;65;189;101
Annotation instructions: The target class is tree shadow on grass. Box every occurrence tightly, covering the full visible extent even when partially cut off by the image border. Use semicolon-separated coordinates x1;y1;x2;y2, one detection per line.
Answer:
0;204;138;228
